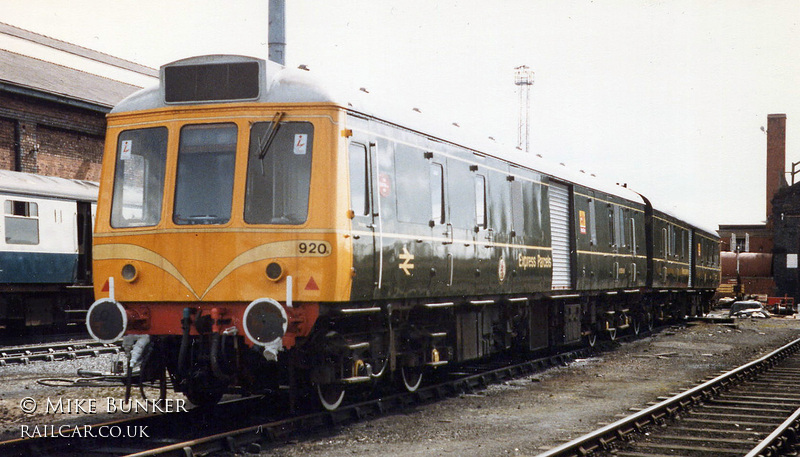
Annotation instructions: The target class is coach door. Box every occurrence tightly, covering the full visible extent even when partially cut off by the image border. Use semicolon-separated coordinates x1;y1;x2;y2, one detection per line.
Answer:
76;201;93;284
549;181;572;290
348;140;382;299
428;160;453;294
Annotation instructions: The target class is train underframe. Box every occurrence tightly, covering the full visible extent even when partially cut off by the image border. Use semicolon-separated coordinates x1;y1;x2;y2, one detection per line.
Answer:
132;288;714;408
0;285;93;335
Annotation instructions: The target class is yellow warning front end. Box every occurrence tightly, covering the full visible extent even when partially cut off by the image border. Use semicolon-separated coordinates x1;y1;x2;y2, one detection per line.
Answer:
90;103;353;350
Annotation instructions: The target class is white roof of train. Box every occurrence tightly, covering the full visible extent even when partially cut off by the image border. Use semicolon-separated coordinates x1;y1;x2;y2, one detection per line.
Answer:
112;55;715;236
0;169;98;202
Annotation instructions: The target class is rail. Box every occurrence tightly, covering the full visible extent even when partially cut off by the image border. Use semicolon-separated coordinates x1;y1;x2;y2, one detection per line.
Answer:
535;337;800;457
0;340;121;365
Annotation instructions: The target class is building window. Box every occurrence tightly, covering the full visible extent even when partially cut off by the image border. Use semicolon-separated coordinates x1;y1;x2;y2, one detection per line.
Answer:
730;233;750;252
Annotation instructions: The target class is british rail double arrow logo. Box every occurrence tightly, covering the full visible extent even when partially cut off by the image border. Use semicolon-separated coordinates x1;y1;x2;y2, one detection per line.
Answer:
399;246;415;276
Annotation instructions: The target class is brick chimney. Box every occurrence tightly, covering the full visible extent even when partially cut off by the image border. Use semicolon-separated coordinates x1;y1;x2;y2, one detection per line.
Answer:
766;113;787;226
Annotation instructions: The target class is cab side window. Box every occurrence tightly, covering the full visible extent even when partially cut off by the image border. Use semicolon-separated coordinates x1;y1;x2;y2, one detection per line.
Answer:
349;143;369;216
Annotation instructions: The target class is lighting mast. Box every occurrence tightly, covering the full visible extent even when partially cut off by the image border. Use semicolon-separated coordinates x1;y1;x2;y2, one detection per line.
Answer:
515;65;534;152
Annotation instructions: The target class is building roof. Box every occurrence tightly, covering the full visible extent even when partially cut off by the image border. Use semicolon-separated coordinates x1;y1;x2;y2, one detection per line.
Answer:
0;22;157;78
0;50;142;111
0;22;155;112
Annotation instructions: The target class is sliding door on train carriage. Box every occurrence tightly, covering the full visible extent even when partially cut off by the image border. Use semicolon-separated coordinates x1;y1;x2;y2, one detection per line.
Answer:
348;139;383;300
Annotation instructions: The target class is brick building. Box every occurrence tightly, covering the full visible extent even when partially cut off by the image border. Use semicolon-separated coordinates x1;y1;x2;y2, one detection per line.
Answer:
717;114;788;299
0;22;157;181
771;114;800;304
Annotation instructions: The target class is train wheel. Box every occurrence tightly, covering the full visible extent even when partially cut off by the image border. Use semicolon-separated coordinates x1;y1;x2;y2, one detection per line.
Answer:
371;357;389;379
316;383;345;411
633;319;641;336
587;332;597;347
401;366;423;392
607;328;617;341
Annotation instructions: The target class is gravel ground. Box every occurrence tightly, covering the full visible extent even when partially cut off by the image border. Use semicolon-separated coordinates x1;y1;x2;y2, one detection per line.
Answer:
1;317;798;457
257;317;800;457
0;347;179;441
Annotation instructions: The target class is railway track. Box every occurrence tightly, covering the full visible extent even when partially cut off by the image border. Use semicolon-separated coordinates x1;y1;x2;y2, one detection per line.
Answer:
0;339;603;457
536;337;800;457
0;340;121;366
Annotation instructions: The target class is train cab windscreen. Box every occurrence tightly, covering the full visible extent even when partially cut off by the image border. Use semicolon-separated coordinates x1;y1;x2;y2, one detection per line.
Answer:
173;123;237;225
244;121;314;225
110;127;168;228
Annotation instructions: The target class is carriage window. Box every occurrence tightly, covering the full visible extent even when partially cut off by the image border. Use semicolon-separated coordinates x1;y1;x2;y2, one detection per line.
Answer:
475;175;487;229
681;230;686;260
349;143;369;216
608;206;616;247
430;163;445;225
510;180;525;236
394;146;429;225
4;200;39;245
667;225;676;257
174;123;237;225
245;121;314;225
588;199;597;245
615;206;625;247
111;127;168;228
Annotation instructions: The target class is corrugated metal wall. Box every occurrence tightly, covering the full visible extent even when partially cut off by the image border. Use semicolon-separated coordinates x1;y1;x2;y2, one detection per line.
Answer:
549;182;571;290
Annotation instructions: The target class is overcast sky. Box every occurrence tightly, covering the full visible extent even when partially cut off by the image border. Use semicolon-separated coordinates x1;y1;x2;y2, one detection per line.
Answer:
4;0;799;230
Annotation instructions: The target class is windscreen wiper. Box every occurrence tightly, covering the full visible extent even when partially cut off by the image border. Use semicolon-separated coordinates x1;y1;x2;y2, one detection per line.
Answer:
258;111;285;161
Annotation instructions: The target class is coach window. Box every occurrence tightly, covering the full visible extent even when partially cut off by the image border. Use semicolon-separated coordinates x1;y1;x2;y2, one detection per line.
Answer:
430;163;445;224
394;145;429;225
608;206;616;247
667;225;676;258
672;227;678;258
349;143;369;216
174;123;237;225
475;175;487;229
588;199;598;246
615;206;626;248
448;162;474;230
681;230;686;261
510;180;525;236
110;127;167;228
4;200;39;245
245;121;314;225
